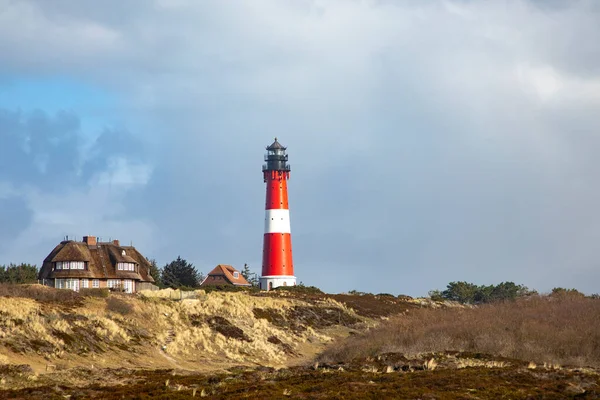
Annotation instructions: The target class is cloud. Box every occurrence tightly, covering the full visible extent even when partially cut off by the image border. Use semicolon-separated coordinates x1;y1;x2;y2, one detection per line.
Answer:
1;1;599;295
0;108;154;266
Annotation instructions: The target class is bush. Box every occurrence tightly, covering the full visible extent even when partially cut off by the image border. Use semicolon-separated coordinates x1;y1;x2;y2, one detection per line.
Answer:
271;285;323;294
106;296;135;315
0;283;81;303
432;281;534;304
80;288;110;298
347;290;370;296
201;285;259;294
550;287;585;298
319;295;600;368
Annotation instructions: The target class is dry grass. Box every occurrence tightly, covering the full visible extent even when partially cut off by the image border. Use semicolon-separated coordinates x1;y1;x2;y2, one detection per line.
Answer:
319;296;600;368
105;296;135;315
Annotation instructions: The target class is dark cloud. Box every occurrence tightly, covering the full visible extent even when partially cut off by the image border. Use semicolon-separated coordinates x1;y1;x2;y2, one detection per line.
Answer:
0;1;599;296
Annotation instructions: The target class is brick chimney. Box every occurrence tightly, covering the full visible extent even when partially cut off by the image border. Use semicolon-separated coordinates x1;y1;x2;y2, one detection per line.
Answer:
113;239;120;246
83;236;97;246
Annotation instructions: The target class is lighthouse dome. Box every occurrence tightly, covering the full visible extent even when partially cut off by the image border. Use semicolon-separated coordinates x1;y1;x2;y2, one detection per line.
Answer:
266;137;286;151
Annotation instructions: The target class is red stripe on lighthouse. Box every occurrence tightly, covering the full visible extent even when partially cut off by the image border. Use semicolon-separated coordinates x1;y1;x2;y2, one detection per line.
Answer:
262;233;293;276
265;176;289;209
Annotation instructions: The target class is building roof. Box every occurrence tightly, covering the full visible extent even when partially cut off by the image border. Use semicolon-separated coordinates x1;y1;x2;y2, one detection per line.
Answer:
201;264;251;286
266;137;286;151
38;238;155;283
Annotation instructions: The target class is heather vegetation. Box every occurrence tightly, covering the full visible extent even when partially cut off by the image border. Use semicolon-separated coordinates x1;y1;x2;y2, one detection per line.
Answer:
319;295;600;368
1;283;599;398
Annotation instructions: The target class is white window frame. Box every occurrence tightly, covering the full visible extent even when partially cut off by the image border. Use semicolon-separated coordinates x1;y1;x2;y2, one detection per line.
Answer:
92;279;100;288
107;279;121;289
55;278;80;291
122;279;134;294
117;262;136;271
81;279;89;289
55;261;85;270
233;272;239;279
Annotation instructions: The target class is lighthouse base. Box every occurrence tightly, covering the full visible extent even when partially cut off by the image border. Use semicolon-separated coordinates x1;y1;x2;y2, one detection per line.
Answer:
259;275;296;291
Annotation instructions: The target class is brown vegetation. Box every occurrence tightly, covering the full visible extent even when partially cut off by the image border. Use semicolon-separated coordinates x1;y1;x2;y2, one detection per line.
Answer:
2;361;599;399
0;283;81;304
319;295;600;368
105;296;135;315
205;316;252;342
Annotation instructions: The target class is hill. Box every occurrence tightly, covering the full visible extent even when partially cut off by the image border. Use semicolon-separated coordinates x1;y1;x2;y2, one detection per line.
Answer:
0;285;599;399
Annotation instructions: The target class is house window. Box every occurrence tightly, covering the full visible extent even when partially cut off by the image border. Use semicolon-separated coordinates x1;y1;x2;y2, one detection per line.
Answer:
81;279;89;289
92;279;99;288
107;279;121;289
55;261;86;270
55;278;80;291
122;279;133;293
117;262;135;271
233;272;239;279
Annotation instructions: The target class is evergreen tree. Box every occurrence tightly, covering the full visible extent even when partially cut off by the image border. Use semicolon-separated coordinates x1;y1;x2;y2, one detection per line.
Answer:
442;281;479;304
240;263;259;287
161;256;200;289
0;263;38;284
433;281;534;304
146;258;163;287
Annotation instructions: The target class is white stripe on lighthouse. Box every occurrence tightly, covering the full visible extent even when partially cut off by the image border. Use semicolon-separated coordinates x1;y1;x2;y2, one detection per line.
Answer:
264;209;291;234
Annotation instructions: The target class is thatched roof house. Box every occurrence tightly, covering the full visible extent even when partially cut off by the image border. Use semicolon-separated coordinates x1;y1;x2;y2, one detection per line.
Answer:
38;236;155;293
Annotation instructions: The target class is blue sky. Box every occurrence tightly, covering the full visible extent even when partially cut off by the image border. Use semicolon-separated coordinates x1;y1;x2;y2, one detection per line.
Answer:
1;0;599;296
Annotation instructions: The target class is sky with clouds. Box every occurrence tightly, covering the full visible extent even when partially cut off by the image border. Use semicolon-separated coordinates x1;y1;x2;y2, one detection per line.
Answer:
1;0;599;296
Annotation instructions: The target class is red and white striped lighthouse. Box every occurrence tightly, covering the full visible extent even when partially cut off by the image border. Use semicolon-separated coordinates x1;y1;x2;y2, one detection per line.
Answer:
260;138;296;290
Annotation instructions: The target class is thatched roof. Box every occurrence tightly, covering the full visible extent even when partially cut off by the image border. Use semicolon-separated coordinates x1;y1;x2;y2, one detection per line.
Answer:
38;239;154;283
50;242;91;262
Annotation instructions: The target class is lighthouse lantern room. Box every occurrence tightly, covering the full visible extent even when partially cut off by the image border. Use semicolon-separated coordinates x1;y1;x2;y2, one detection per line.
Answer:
260;138;296;290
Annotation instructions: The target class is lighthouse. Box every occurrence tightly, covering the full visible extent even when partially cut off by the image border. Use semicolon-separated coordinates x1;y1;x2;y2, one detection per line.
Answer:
260;138;296;290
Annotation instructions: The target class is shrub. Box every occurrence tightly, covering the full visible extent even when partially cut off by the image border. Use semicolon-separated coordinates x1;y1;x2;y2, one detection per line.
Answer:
432;281;534;304
347;290;370;296
201;285;259;294
106;296;135;315
80;288;110;298
0;283;81;303
318;295;600;368
271;285;323;294
550;287;585;298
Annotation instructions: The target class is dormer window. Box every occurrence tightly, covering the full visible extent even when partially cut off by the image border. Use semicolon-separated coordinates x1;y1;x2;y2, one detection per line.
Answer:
55;261;86;270
122;250;126;256
233;272;239;279
117;262;135;271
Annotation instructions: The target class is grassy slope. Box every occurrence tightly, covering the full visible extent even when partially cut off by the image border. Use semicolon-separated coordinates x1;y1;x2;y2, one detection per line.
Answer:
0;285;386;375
1;286;600;399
